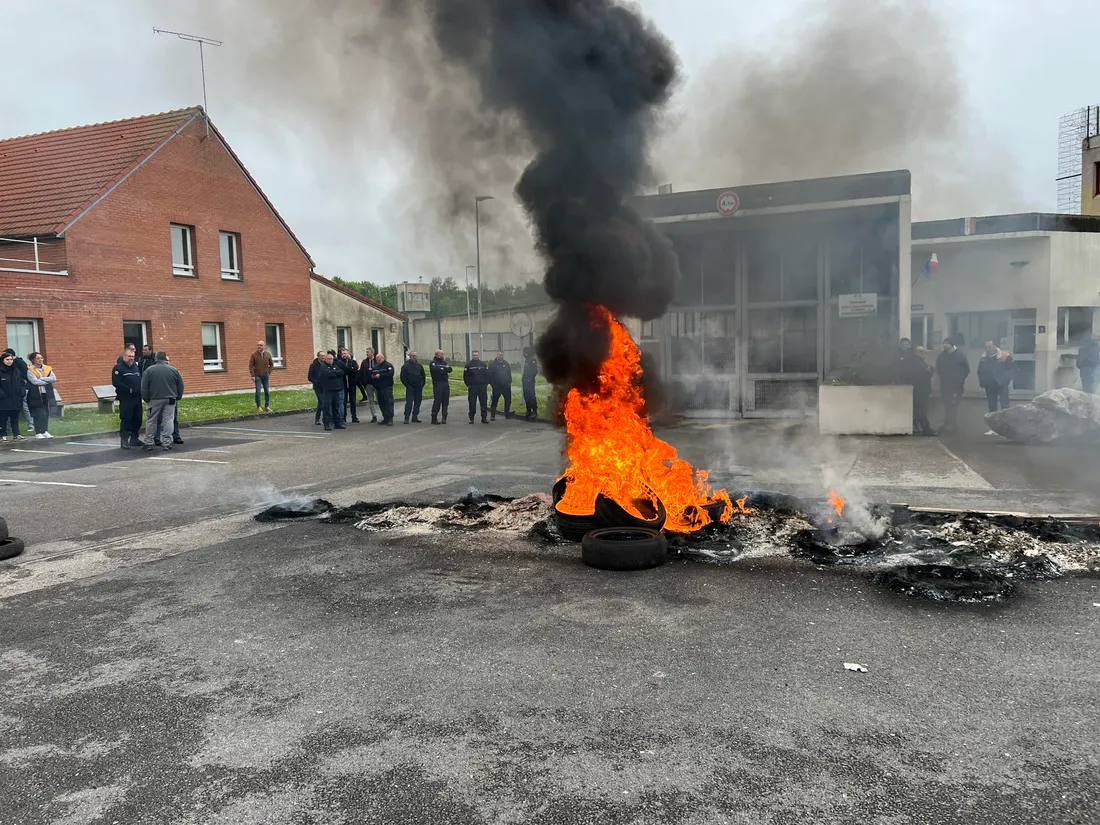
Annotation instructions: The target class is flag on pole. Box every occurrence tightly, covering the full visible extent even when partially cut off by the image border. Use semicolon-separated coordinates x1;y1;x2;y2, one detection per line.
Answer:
922;253;939;278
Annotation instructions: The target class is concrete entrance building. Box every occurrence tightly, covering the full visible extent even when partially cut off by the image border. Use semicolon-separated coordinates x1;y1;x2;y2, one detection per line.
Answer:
910;213;1100;397
634;170;912;417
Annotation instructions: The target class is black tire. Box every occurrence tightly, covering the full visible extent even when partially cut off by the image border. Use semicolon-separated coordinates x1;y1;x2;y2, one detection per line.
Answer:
595;493;667;531
552;477;601;542
0;537;25;561
554;506;602;543
581;527;668;571
0;516;7;541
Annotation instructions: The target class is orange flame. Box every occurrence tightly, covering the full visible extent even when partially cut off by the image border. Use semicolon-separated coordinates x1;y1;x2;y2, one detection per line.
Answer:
827;489;845;518
735;496;753;514
557;306;733;532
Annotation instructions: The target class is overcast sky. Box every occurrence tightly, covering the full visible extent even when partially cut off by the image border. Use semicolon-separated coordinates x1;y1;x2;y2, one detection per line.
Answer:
3;0;1096;286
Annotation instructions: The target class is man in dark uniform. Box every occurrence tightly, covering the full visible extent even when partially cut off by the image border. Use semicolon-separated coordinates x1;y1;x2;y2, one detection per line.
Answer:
935;338;970;433
488;350;513;421
317;353;347;431
337;347;360;423
904;346;936;436
400;351;426;424
429;350;453;425
463;350;490;424
308;350;325;425
370;352;396;425
521;347;538;420
112;345;144;448
138;344;156;374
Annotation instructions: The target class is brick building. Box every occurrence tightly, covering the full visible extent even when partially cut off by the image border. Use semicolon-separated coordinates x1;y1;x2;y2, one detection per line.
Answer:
0;107;315;403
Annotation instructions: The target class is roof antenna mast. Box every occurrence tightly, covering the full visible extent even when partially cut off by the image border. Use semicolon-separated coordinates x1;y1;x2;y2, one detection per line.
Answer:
153;28;223;137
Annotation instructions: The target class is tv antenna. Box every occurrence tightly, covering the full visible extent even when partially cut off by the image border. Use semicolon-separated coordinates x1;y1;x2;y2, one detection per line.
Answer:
153;28;223;135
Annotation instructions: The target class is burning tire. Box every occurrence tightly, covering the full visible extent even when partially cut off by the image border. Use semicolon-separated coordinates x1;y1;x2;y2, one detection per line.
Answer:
553;477;601;542
0;537;25;561
581;527;668;571
595;494;666;531
0;516;8;541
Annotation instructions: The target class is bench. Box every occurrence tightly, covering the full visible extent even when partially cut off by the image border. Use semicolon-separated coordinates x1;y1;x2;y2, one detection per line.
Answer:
92;384;117;414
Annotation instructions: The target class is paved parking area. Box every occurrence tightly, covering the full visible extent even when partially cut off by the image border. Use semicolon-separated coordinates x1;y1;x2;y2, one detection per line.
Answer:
2;412;1099;824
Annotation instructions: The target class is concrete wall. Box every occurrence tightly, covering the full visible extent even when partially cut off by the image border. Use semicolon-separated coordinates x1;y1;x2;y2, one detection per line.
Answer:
310;278;404;369
410;304;642;365
1050;232;1100;388
818;384;913;435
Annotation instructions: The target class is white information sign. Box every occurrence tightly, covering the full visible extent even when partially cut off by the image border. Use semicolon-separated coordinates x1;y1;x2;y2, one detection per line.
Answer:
838;293;878;317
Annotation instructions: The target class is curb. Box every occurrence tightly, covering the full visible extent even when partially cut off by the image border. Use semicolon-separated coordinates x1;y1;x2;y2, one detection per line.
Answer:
29;407;317;445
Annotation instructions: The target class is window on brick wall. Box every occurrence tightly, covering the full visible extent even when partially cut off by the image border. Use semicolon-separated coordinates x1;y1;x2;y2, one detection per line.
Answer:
5;319;40;357
122;321;149;352
201;322;224;371
265;323;284;368
220;231;241;280
171;224;195;276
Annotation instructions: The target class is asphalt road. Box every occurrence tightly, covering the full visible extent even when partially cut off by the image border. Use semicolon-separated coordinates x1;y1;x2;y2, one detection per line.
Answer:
2;412;1099;823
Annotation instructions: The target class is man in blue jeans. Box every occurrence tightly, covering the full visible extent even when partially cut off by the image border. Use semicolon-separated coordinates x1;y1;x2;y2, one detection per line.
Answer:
249;340;275;413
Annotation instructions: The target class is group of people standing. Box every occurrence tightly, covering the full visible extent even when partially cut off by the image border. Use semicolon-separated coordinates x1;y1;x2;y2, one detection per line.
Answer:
0;348;58;441
307;347;540;430
111;343;186;450
898;336;1016;436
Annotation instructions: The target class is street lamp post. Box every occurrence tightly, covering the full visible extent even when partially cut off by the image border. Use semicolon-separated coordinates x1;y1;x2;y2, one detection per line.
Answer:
474;195;494;354
464;265;475;360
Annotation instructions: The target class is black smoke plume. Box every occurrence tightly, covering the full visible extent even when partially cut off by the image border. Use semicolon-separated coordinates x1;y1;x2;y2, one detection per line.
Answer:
428;0;681;393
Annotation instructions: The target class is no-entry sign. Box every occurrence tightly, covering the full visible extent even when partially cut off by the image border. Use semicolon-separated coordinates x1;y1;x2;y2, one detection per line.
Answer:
716;191;740;216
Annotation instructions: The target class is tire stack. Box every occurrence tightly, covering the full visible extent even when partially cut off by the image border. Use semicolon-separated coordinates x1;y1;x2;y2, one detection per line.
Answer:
552;479;669;571
0;516;25;561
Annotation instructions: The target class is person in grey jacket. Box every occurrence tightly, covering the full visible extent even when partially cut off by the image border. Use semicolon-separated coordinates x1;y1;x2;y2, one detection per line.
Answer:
141;351;184;452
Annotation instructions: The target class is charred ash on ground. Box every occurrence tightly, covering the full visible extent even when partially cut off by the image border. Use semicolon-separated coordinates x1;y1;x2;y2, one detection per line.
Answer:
256;492;1100;605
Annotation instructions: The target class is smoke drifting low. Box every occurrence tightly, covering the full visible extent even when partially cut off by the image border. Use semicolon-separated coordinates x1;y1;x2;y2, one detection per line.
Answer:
656;0;1023;219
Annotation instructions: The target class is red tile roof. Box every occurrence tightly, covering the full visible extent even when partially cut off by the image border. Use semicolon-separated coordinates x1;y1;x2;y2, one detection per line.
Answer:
0;107;201;237
311;273;408;321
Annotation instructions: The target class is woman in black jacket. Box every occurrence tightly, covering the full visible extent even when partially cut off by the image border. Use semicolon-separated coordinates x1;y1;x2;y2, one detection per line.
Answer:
0;351;26;441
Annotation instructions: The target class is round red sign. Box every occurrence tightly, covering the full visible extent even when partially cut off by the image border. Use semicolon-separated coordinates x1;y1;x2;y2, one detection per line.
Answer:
717;191;740;216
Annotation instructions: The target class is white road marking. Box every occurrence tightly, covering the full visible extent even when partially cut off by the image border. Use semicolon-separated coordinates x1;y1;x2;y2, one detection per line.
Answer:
65;441;117;447
199;448;232;454
0;478;97;488
148;457;230;465
10;449;74;456
200;426;326;437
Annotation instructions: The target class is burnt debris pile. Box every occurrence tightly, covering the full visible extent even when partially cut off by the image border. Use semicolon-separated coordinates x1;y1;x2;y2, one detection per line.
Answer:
255;491;1100;604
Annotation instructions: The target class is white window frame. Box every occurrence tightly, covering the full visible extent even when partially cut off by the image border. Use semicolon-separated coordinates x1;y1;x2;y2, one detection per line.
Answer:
201;322;224;371
122;320;149;350
910;314;933;350
220;231;241;281
336;327;352;353
371;328;383;354
171;224;195;277
265;323;284;368
1057;307;1094;347
5;318;40;357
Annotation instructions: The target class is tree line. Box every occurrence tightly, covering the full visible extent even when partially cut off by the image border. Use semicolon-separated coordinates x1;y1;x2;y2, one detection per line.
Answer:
333;276;548;318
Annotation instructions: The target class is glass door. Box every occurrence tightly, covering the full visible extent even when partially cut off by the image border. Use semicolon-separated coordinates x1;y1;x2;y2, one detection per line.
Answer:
1011;320;1036;391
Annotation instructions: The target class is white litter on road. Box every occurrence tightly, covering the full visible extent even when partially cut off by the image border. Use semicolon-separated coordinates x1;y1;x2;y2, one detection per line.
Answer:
843;663;869;673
